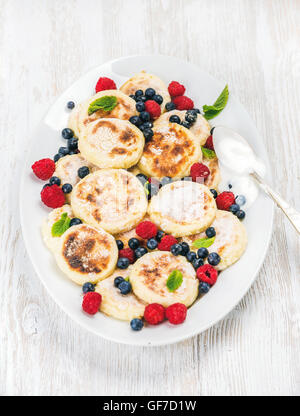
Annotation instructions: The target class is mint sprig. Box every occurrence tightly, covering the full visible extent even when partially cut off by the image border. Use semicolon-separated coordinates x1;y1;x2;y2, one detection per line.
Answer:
51;212;71;237
201;146;216;159
88;96;118;115
166;270;183;292
203;85;229;120
192;236;215;249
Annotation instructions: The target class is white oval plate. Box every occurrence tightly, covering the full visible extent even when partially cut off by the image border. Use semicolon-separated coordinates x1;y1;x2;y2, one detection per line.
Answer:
20;55;273;346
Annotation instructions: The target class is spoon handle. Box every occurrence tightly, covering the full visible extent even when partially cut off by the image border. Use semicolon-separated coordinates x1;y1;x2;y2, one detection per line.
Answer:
250;171;300;234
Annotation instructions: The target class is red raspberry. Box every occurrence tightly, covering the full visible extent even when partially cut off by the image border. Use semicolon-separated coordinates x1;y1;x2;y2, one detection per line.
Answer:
119;248;135;264
168;81;186;97
172;96;194;111
216;191;235;211
205;135;214;150
144;303;165;325
196;264;218;286
190;163;210;182
166;303;187;325
32;158;55;180
157;235;178;251
95;77;117;93
82;292;102;315
136;221;158;239
144;100;161;119
41;184;65;208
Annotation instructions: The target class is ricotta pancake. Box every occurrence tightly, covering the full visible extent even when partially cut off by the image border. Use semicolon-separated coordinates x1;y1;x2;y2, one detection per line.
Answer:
155;110;211;145
180;210;247;271
148;181;217;237
53;223;118;285
138;123;201;179
79;118;144;169
71;169;148;235
96;267;146;321
130;251;198;307
120;71;171;111
41;205;74;253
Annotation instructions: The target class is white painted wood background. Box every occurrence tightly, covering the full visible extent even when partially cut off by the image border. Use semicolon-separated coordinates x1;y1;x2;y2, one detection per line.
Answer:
0;0;299;396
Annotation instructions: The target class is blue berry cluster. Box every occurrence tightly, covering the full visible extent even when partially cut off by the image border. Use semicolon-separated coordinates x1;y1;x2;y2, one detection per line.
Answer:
54;128;79;163
168;109;200;129
229;195;246;220
113;275;132;295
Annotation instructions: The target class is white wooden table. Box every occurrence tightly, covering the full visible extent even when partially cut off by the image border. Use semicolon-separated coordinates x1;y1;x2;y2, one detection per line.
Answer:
1;0;300;396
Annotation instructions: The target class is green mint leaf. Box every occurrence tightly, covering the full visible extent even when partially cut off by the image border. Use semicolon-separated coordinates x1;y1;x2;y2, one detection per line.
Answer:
88;96;118;115
203;85;229;120
166;270;183;292
201;146;216;159
192;236;215;249
51;212;71;237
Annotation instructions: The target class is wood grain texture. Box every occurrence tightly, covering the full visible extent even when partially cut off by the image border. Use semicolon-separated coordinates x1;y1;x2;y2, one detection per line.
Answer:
0;0;300;396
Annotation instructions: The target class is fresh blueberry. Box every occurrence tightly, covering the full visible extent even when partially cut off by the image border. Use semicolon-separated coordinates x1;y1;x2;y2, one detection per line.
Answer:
58;146;69;157
197;247;209;259
128;238;140;250
62;183;73;194
228;183;232;189
205;227;216;238
116;239;124;250
180;242;190;256
62;128;74;140
153;94;163;104
145;88;156;98
70;218;82;227
160;176;172;187
186;251;197;263
143;128;154;141
68;137;78;151
235;195;246;206
140;111;150;122
114;276;124;288
181;120;191;129
141;121;153;130
67;101;75;110
117;257;130;269
185;112;197;124
78;166;90;179
136;95;147;103
49;176;61;186
130;318;144;331
69;150;78;155
54;154;61;163
210;189;218;199
207;252;221;266
199;282;211;294
156;230;164;242
192;258;204;270
165;102;176;111
129;115;142;126
119;280;132;294
171;243;183;256
236;210;246;220
169;115;181;124
136;173;148;185
135;89;144;98
135;247;148;258
210;127;215;135
192;108;201;114
146;182;159;199
136;102;145;112
129;94;137;101
147;238;158;250
82;282;95;294
229;204;240;214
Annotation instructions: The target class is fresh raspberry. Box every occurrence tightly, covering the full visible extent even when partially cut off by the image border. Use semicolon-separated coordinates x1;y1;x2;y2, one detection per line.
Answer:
166;303;187;325
40;184;65;208
168;81;186;97
144;100;161;119
82;292;102;315
190;163;210;182
144;303;165;325
157;235;178;251
95;77;117;93
119;248;135;264
196;264;218;286
32;158;55;180
205;135;214;150
216;191;235;211
172;95;194;111
136;221;158;239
